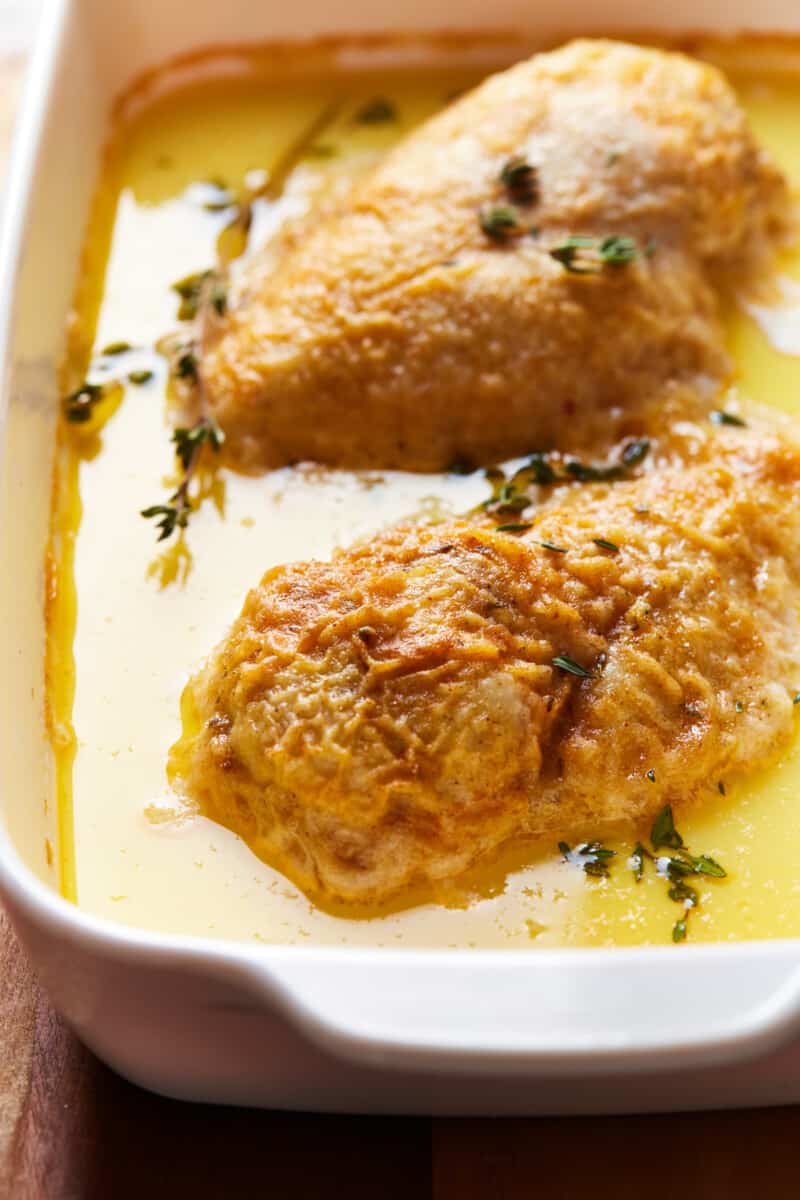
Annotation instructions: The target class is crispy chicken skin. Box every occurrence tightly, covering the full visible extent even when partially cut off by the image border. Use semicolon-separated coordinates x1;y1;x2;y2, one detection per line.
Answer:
200;39;787;471
172;434;800;905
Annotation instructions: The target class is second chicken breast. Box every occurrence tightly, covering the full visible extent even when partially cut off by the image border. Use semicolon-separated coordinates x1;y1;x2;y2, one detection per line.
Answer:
199;39;787;471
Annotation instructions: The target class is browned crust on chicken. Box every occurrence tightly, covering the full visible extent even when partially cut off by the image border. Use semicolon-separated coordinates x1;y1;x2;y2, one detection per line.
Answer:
199;39;787;471
172;434;800;905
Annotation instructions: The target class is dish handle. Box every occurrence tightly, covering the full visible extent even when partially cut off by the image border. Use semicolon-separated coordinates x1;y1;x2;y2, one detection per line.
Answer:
246;945;800;1076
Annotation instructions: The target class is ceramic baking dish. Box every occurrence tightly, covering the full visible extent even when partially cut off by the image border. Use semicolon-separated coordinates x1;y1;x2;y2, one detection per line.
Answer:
3;0;800;1115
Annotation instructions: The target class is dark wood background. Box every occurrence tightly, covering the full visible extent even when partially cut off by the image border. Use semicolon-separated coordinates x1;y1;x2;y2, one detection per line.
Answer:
2;15;799;1197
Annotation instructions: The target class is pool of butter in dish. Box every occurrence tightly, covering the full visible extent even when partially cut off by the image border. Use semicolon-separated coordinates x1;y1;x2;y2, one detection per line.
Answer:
48;42;800;948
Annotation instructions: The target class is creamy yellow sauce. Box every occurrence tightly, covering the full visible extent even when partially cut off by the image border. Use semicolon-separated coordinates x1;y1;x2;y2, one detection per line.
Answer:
48;42;800;947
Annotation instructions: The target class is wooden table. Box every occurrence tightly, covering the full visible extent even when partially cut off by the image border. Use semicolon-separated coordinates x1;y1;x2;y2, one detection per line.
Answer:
2;14;800;1198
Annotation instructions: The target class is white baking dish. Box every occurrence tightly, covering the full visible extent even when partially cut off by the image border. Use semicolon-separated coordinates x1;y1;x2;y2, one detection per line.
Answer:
2;0;800;1114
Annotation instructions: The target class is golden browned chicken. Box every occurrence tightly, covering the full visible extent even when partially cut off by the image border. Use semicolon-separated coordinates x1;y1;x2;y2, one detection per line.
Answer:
171;431;800;906
198;39;787;471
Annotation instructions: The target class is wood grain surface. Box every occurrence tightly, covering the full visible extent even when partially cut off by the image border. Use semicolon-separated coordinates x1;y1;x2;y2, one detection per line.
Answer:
2;17;800;1200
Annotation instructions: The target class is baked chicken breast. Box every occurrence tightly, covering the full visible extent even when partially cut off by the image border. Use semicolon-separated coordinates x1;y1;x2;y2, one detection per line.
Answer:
198;39;787;471
172;433;800;905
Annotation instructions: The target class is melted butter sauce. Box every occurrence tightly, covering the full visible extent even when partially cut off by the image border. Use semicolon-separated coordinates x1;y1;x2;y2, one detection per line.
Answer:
50;45;800;947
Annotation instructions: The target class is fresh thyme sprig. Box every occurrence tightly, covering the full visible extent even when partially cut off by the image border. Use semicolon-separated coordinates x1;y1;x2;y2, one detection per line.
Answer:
481;440;650;519
141;417;225;542
634;804;727;942
214;101;341;263
183;104;342;263
557;803;727;943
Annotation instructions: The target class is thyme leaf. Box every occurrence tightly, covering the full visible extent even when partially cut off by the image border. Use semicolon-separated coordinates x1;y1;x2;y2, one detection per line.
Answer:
711;410;747;428
549;235;599;274
668;879;699;907
650;804;683;850
660;855;695;880
499;156;539;205
565;440;650;482
140;501;189;543
565;459;624;482
172;419;225;471
598;235;638;266
128;369;154;386
688;853;727;879
479;205;524;241
172;270;227;321
672;918;688;943
528;452;557;485
559;840;616;878
630;842;646;882
176;349;198;381
621;439;650;467
552;654;593;678
63;382;107;424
